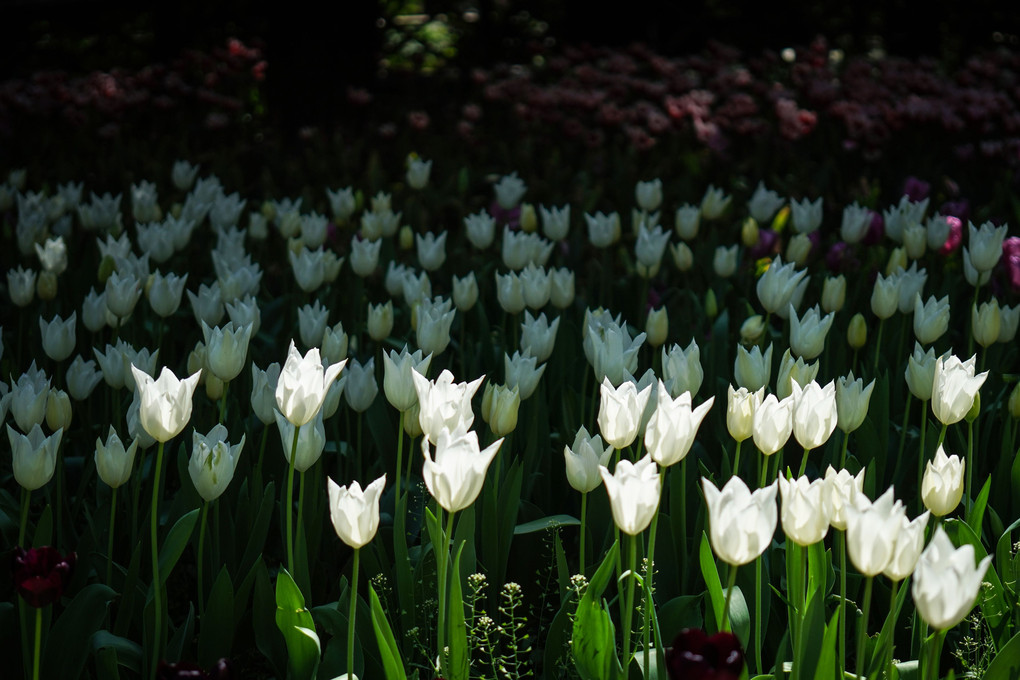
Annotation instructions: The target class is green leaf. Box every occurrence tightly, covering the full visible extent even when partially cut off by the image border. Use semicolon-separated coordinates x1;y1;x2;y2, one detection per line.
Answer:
41;584;116;680
447;543;469;680
199;566;235;668
253;561;287;679
393;500;417;646
811;609;840;680
699;532;725;630
275;568;320;680
572;541;623;680
513;514;580;535
165;602;195;662
153;508;200;593
985;629;1020;679
370;586;407;680
33;504;52;547
966;475;991;537
238;481;275;578
92;631;142;674
792;587;825;680
656;595;703;639
114;541;144;637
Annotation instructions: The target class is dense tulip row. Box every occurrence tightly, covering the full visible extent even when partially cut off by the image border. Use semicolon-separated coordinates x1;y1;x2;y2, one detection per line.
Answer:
0;150;1018;680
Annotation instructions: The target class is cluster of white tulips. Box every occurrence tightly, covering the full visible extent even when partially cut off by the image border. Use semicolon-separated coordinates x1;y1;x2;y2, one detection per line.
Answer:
1;155;1017;680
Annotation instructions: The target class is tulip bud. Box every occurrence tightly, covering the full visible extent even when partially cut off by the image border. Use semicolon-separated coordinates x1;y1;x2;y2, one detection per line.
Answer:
921;445;964;516
1009;382;1020;419
367;301;394;341
713;245;739;278
904;223;927;260
399;225;414;250
37;271;58;301
886;247;908;276
97;255;116;284
520;203;538;233
483;383;521;436
674;204;700;240
785;233;812;266
871;273;901;320
453;272;479;312
206;374;224;400
705;289;718;319
971;301;1001;348
727;385;762;442
645;307;668;347
821;275;846;313
965;392;981;423
671;242;694;271
403;402;424;438
741;218;760;248
46;389;72;432
740;315;766;345
847;313;867;349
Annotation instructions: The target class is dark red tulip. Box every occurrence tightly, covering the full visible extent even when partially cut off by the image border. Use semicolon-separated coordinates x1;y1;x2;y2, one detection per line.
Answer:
12;546;75;608
665;628;744;680
156;659;231;680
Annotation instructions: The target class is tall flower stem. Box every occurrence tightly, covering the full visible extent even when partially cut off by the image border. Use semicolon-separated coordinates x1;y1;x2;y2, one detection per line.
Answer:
884;580;900;679
197;500;209;617
254;426;268;494
150;439;167;680
218;380;229;425
347;547;361;680
839;430;849;469
621;533;638;669
856;576;874;680
966;419;974;509
297;470;307;584
798;447;811;477
33;607;42;680
754;553;763;674
838;531;847;677
936;423;948;448
924;629;946;680
733;439;743;478
19;487;30;547
436;508;456;677
872;319;885;377
579;491;588;576
916;401;929;505
394;411;405;503
720;563;738;632
107;488;118;585
285;424;301;575
642;471;665;675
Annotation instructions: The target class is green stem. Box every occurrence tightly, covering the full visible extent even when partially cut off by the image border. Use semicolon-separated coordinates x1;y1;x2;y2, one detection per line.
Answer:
838;531;847;677
966;419;974;510
297;470;306;579
897;393;913;475
679;458;688;570
720;562;738;632
885;580;899;679
150;439;167;680
872;318;885;378
286;424;300;575
437;508;456;677
107;488;117;585
579;491;588;577
754;551;763;674
33;607;41;680
840;430;849;470
197;501;209;617
643;472;664;675
936;423;947;448
622;533;638;668
219;380;229;424
254;426;268;497
758;451;769;489
733;439;743;478
856;576;873;680
798;447;811;477
19;487;30;547
347;547;360;680
917;401;928;504
395;411;405;504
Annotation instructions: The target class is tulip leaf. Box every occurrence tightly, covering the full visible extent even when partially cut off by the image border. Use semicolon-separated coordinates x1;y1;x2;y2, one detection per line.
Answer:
274;567;320;680
370;585;407;680
995;517;1020;603
92;631;143;673
811;608;840;680
572;540;622;680
238;481;276;578
866;580;910;679
114;541;144;637
543;598;575;678
447;542;470;680
253;561;287;680
965;475;991;538
154;508;199;591
198;566;235;668
984;629;1020;678
393;500;417;643
32;504;52;547
513;514;580;534
699;532;725;631
42;583;116;680
657;595;704;637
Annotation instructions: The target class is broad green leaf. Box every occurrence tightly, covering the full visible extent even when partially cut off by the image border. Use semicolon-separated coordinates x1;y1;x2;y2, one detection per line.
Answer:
253;562;287;680
984;629;1020;679
199;566;235;668
811;609;840;680
275;568;320;680
238;481;275;577
513;514;580;534
792;587;825;680
92;631;142;674
42;584;116;680
699;532;724;630
154;508;200;593
370;586;407;680
572;541;622;680
965;475;991;537
165;602;195;662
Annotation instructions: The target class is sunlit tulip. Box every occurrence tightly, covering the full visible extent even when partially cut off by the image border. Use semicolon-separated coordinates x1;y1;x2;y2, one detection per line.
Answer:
836;372;876;434
882;510;929;581
931;354;988;426
905;343;938;401
597;377;653;450
757;257;807;316
776;348;819;400
844;487;905;577
734;343;772;392
922;445;965;516
912;527;992;630
702;476;778;566
383;346;432;413
789;305;834;360
202;320;252;383
422;427;503;512
563;426;613;493
727;385;763;443
188;424;244;502
131;365;201;442
752;393;793;456
822;466;865;531
328;474;386;549
412;368;484;440
644;381;714;467
275;409;326;472
95;426;137;489
481;383;520;436
8;424;61;490
779;475;830;546
662;340;703;398
275;342;345;427
599;454;660;536
914;294;950;345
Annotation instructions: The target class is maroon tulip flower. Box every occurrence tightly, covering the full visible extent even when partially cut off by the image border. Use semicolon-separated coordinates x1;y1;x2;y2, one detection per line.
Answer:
12;546;75;608
156;659;231;680
665;628;745;680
